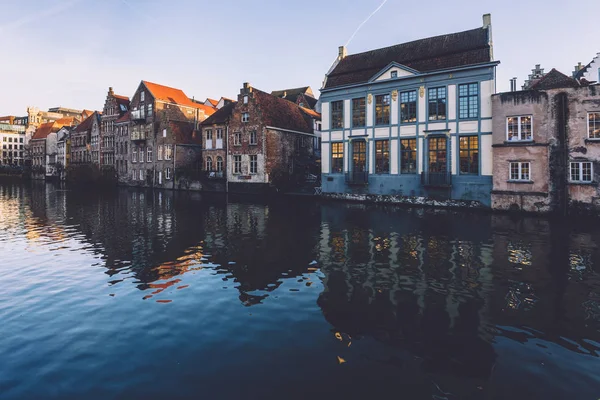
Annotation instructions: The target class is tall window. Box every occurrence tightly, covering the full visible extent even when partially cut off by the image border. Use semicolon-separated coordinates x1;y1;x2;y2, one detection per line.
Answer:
206;130;213;141
250;131;257;145
400;91;417;123
234;132;241;146
147;147;152;162
140;91;145;102
166;167;171;180
459;136;479;174
242;113;249;123
428;87;447;121
375;94;390;125
570;161;593;183
588;113;600;139
157;145;163;160
206;156;213;171
331;101;344;129
250;155;258;174
233;155;242;174
352;98;366;127
139;169;144;181
375;140;389;174
510;162;530;181
243;95;248;104
147;103;153;117
458;83;479;119
165;145;172;160
507;116;533;141
216;156;223;172
400;139;416;174
217;129;223;139
331;142;344;173
132;148;137;163
428;137;447;172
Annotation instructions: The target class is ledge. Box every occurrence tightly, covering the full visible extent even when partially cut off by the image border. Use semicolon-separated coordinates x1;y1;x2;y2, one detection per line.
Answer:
493;141;548;148
584;139;600;144
507;180;534;184
569;181;596;186
492;190;548;197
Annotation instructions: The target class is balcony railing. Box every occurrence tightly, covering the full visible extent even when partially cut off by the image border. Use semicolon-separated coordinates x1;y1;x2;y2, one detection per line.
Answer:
421;172;452;187
346;171;369;185
131;109;146;121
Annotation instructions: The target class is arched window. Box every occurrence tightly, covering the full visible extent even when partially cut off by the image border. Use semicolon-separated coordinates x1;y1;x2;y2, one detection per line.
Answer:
206;156;213;171
216;156;223;172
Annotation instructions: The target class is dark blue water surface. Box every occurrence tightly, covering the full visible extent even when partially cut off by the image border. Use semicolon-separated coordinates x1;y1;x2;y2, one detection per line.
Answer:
1;182;599;400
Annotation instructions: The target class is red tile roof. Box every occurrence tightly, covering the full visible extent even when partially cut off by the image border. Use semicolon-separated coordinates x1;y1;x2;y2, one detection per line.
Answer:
299;106;321;119
142;81;216;115
115;110;131;123
31;122;55;140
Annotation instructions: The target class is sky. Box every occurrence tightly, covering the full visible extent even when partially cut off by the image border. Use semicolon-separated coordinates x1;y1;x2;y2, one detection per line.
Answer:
1;0;599;116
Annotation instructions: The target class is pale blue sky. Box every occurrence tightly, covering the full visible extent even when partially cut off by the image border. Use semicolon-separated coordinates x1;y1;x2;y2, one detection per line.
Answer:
1;0;598;115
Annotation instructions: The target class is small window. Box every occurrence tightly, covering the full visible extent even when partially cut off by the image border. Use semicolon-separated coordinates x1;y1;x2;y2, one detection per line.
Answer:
375;94;390;125
242;113;249;123
139;169;144;181
216;156;223;172
570;161;593;183
243;95;248;104
163;129;167;138
217;129;223;140
140;91;145;102
331;142;344;173
233;155;242;174
390;70;398;78
331;101;344;129
165;145;172;160
234;132;241;146
588;113;600;139
250;130;257;145
507;116;533;141
206;156;213;171
147;103;153;117
509;162;531;181
132;148;137;163
147;147;152;162
250;155;258;174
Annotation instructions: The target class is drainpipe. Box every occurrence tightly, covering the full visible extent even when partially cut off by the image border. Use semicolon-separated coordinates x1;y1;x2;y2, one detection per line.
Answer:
173;144;176;191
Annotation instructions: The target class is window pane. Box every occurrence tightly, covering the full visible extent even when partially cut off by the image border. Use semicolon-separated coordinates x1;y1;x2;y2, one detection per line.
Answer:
589;113;600;139
375;140;389;174
352;98;366;127
400;91;417;123
331;101;344;129
375;95;390;125
521;116;532;140
507;117;519;141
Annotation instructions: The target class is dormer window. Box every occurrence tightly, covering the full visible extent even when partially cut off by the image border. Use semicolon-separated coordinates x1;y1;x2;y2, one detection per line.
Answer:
391;71;398;78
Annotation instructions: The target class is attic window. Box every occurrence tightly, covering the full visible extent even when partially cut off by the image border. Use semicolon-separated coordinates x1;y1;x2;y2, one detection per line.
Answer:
391;71;398;78
140;92;145;102
243;95;248;104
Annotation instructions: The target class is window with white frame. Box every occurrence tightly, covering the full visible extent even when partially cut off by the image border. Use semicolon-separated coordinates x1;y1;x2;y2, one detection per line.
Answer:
132;148;137;163
507;116;533;141
233;155;242;174
217;156;223;172
147;103;153;117
234;132;241;146
166;167;171;180
147;147;152;162
158;145;163;160
243;95;248;104
139;169;144;181
588;112;600;139
250;131;257;145
250;155;258;174
242;113;249;123
217;129;223;140
206;129;213;141
206;156;213;171
570;161;593;183
140;91;145;102
390;70;398;79
509;162;531;181
165;145;172;160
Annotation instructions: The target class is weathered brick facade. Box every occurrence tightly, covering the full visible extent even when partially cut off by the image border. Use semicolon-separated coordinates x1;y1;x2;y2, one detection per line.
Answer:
100;87;130;169
492;70;600;214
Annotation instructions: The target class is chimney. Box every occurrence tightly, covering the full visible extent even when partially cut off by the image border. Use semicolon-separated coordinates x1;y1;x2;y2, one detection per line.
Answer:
482;13;491;28
510;78;517;92
242;82;252;94
108;87;114;95
338;46;347;60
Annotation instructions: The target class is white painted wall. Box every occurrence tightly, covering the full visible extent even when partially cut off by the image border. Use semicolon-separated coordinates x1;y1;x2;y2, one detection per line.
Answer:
418;91;426;122
344;99;351;129
374;67;415;82
331;131;343;141
344;142;349;172
368;142;374;174
480;80;494;119
428;122;446;131
391;94;399;125
581;54;600;83
480;119;493;133
366;97;374;126
321;102;330;130
374;128;388;138
400;125;416;136
447;85;457;121
390;139;398;174
459;121;478;133
321;143;330;173
417;138;423;174
451;136;457;175
480;135;493;176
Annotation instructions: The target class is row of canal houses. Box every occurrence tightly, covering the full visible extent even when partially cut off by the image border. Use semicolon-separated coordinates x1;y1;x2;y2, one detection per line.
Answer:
23;13;600;213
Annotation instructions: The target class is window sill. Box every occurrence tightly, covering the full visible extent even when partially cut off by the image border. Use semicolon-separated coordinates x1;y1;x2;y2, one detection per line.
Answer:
249;143;257;146
507;180;534;184
569;181;595;185
458;117;479;122
585;139;600;143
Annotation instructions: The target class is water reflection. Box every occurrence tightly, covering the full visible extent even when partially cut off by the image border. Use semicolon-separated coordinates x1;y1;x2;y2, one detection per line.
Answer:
1;182;600;399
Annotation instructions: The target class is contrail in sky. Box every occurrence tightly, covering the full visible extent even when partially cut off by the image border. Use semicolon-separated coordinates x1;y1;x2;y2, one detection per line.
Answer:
345;0;390;47
0;0;82;33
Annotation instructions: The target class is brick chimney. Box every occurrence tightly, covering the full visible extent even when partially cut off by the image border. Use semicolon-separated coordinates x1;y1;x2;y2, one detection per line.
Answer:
338;46;347;60
108;87;114;95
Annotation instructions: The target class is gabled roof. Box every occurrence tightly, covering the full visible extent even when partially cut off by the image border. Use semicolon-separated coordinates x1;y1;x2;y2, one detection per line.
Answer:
115;110;131;124
142;81;216;115
81;110;94;119
271;86;311;98
31;122;55;140
205;98;219;107
530;69;581;90
299;106;321;120
253;89;314;134
324;26;492;89
114;94;130;109
201;101;237;126
74;112;99;133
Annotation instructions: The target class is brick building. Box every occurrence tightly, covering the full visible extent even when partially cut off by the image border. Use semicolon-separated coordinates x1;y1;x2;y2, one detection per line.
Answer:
200;101;237;183
226;82;320;194
491;69;600;213
114;111;131;182
30;117;75;178
100;87;130;168
70;112;100;165
127;80;215;187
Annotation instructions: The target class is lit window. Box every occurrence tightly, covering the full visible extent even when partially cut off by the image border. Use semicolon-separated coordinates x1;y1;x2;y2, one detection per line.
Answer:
507;116;533;141
459;136;479;175
509;162;531;181
400;91;417;123
588;113;600;139
570;161;593;183
352;98;366;128
331;142;344;173
400;139;416;174
375;140;389;174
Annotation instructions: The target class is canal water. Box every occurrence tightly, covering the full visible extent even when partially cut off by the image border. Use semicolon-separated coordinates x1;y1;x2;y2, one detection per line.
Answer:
0;183;599;400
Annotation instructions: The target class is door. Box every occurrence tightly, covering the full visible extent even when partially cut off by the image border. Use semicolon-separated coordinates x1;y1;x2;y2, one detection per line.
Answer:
351;140;367;184
427;136;449;186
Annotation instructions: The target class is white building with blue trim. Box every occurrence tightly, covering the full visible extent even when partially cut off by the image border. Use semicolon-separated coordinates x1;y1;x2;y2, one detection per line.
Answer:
319;14;499;206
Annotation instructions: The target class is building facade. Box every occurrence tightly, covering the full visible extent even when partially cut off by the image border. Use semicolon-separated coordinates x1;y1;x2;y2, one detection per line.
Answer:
226;83;320;194
319;15;497;207
100;87;130;169
0;117;26;165
573;53;600;83
200;101;236;183
70;112;100;166
491;69;600;213
114;111;131;183
56;127;70;180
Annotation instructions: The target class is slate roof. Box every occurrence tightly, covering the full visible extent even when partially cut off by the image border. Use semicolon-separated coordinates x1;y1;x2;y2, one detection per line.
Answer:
169;121;201;145
115;110;131;123
253;89;314;134
142;81;216;115
114;94;130;109
324;27;492;89
201;101;237;125
74;112;99;133
271;87;318;109
530;69;581;90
